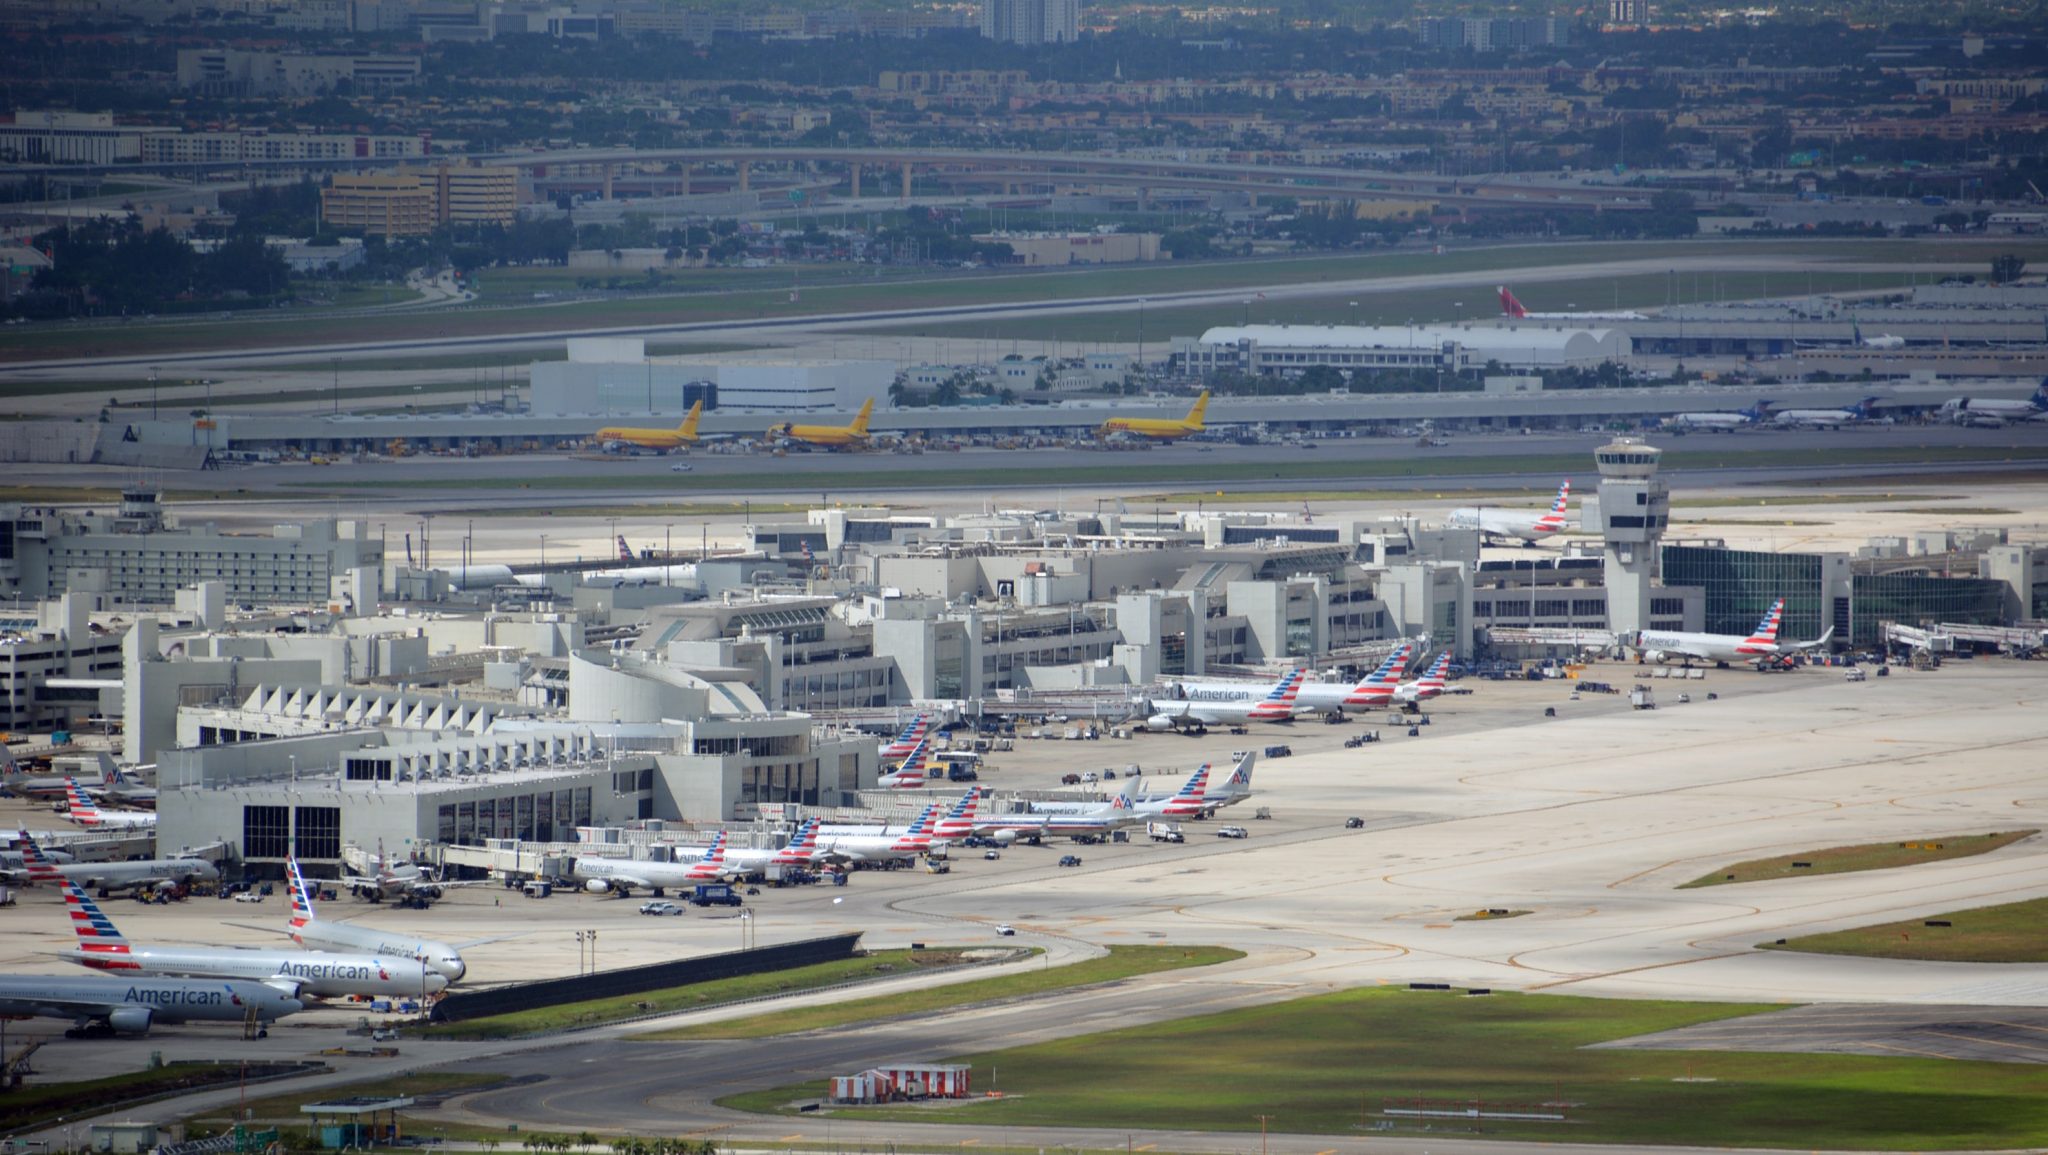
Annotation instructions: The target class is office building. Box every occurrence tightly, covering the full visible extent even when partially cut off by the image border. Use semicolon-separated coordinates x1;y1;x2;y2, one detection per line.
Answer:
322;173;438;238
980;0;1079;45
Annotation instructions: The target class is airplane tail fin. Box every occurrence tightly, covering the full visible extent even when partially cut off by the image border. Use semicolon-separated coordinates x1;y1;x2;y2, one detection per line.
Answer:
1856;397;1881;418
1748;598;1785;644
679;399;704;439
616;535;634;562
64;778;101;825
1185;390;1210;428
60;879;135;958
851;397;875;435
287;856;318;929
1534;479;1571;531
16;829;64;885
1498;286;1529;318
1223;749;1256;791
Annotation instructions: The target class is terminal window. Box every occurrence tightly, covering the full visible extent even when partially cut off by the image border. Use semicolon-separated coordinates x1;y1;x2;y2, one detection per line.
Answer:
294;806;341;861
243;805;290;859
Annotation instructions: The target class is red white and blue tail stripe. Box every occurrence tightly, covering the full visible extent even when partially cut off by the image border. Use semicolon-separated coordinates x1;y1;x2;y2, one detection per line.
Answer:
880;714;931;759
61;879;138;967
1533;480;1571;534
1158;765;1211;817
15;829;64;884
1738;598;1786;653
1246;670;1305;721
931;791;979;841
63;778;105;827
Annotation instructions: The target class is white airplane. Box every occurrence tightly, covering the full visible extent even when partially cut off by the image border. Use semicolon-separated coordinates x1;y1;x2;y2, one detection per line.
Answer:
1172;644;1416;715
1143;670;1305;734
56;880;449;999
1497;286;1646;321
1770;397;1880;429
1446;480;1571;544
818;806;945;863
1391;652;1454;706
1940;381;2048;427
877;736;939;788
62;779;156;830
1663;400;1772;433
1204;752;1258;810
1633;598;1835;667
973;788;1140;844
283;858;469;981
928;790;982;843
340;847;486;906
0;973;303;1038
1854;322;1905;349
14;829;216;895
570;835;733;896
92;764;157;809
721;819;827;874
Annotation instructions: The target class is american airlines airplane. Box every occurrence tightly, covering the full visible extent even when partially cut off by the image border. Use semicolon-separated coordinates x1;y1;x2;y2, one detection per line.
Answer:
1446;481;1571;544
1633;598;1835;667
283;858;470;981
1391;652;1454;706
0;973;303;1038
1143;670;1305;733
1169;645;1416;715
57;880;448;999
879;714;933;759
15;829;216;896
818;806;945;863
63;779;157;831
877;737;938;788
720;818;827;874
569;836;732;896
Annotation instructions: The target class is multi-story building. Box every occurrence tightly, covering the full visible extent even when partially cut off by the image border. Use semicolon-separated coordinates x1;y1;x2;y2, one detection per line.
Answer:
0;492;383;607
434;164;519;226
321;172;438;238
142;131;427;165
0;111;166;165
175;49;422;97
980;0;1078;45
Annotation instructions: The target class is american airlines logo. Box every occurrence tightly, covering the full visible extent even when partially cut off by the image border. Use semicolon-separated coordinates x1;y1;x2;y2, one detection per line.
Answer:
125;986;228;1006
276;960;381;981
1183;689;1254;702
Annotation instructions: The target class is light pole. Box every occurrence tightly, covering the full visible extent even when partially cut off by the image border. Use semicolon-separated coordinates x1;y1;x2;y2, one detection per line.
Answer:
664;524;673;587
575;930;586;975
540;533;547;571
1136;297;1146;384
331;357;340;414
588;929;597;973
150;365;159;419
1254;1114;1273;1155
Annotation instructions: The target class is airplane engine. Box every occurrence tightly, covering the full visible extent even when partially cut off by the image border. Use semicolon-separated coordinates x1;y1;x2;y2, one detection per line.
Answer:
106;1007;154;1035
1643;651;1667;664
584;879;613;895
1143;715;1179;733
992;830;1018;846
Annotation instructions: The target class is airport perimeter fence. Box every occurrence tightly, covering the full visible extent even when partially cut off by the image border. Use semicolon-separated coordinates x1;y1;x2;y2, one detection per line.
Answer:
430;932;863;1023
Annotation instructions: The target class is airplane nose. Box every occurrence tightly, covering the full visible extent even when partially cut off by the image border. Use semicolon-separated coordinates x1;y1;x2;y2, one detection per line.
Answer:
440;957;466;982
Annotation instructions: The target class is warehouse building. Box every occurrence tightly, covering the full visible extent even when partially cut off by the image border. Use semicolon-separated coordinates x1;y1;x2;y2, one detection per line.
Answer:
1170;323;1630;377
529;339;891;416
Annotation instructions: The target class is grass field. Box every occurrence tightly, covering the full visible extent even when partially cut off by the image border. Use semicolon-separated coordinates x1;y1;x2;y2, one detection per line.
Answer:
1680;830;2037;888
638;945;1243;1041
418;948;1005;1040
1763;895;2048;963
6;237;2041;364
286;444;2048;495
1;1062;314;1134
869;268;1915;344
719;988;2048;1150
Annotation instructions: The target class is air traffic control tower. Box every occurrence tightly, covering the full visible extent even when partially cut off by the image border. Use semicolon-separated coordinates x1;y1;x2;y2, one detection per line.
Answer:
1594;437;1670;635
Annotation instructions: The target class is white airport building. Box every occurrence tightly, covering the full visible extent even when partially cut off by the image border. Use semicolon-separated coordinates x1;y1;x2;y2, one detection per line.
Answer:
1171;323;1631;377
528;338;893;416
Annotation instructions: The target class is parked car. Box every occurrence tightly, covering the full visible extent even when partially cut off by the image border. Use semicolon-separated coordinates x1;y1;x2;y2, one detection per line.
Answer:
1060;773;1083;785
1216;826;1249;839
1344;816;1365;829
669;463;693;472
231;891;265;903
1081;771;1099;783
1057;855;1083;867
983;850;1002;860
639;900;683;916
994;924;1016;936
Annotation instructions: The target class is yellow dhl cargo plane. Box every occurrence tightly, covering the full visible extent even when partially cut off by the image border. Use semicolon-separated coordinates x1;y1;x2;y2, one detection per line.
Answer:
768;397;875;449
1097;390;1209;441
594;400;703;451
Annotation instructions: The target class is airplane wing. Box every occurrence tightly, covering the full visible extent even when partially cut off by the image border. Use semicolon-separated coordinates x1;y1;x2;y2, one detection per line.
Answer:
0;993;134;1020
1784;627;1836;652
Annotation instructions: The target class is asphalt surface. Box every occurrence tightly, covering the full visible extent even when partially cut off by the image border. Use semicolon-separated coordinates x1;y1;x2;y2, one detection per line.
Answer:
1593;1003;2048;1064
11;425;2048;512
13;662;2048;1155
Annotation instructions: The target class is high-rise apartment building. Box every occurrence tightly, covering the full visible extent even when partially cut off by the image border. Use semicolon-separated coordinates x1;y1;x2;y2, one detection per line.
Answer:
980;0;1078;45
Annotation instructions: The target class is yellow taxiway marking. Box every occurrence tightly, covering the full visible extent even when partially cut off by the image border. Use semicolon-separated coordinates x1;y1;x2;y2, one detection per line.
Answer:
1132;1144;1157;1151
778;1136;804;1143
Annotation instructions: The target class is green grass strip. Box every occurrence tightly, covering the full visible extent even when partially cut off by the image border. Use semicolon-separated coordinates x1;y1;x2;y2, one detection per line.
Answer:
1683;830;2036;888
719;988;2048;1150
415;948;995;1040
640;944;1243;1040
1763;894;2048;963
0;1062;314;1135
